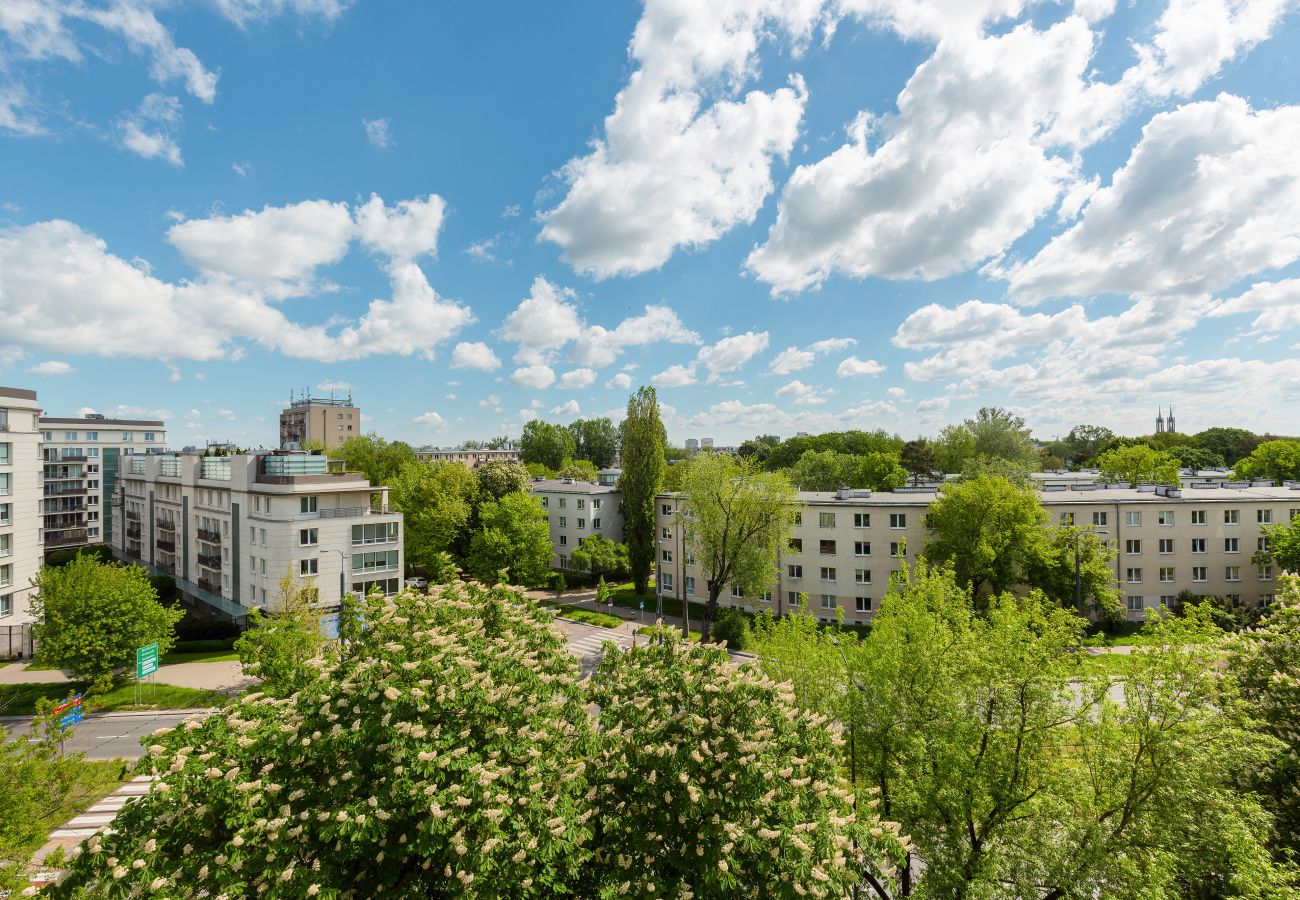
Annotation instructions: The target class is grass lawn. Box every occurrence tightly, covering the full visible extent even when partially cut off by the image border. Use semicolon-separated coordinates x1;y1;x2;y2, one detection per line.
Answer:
637;625;702;642
160;648;240;665
0;681;231;716
539;601;622;629
7;758;132;872
606;581;716;623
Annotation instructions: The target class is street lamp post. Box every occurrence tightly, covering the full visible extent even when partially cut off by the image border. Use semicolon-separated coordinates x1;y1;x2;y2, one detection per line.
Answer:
319;548;350;607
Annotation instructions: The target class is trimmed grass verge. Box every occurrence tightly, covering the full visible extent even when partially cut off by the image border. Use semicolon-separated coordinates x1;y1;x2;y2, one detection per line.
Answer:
539;601;622;629
160;649;240;665
0;682;231;717
6;758;131;873
637;625;702;642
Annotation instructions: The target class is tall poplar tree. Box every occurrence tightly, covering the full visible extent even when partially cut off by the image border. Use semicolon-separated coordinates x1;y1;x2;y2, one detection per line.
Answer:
618;386;665;595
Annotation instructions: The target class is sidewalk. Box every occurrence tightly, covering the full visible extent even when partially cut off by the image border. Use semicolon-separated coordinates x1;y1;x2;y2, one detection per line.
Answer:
526;587;693;637
0;659;250;693
26;775;157;890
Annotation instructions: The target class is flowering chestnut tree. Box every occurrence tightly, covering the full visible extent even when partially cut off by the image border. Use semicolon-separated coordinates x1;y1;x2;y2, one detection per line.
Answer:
584;629;907;898
50;582;598;898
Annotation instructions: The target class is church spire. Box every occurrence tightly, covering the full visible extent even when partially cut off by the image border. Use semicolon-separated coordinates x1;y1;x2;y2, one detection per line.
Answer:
1156;406;1165;434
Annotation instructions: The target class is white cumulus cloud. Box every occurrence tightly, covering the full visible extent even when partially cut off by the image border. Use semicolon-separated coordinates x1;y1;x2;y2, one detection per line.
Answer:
558;368;597;390
450;341;501;371
510;365;557;389
837;357;885;377
25;359;74;376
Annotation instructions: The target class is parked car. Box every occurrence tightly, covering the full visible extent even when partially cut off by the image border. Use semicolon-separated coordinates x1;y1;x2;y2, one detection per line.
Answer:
404;576;428;591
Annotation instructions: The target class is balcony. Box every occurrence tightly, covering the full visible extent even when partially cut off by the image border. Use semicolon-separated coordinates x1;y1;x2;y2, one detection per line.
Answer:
155;562;176;576
124;545;141;560
319;505;392;519
156;538;176;552
45;515;85;530
44;484;87;497
157;520;176;533
197;552;222;569
196;577;221;595
125;510;141;522
43;530;89;548
197;527;222;544
126;524;142;539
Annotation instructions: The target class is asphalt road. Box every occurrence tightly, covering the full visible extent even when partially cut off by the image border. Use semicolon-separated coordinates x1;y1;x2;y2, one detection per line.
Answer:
1;709;208;761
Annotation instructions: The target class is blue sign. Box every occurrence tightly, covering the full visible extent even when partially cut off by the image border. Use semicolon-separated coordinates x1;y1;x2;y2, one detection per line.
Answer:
319;613;339;640
639;600;644;610
59;708;83;730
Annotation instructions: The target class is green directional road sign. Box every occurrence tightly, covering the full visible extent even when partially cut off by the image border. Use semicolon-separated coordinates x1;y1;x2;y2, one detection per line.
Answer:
136;643;159;679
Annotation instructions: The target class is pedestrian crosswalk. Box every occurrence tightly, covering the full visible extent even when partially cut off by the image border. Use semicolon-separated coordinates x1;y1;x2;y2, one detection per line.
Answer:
44;776;153;845
566;631;632;659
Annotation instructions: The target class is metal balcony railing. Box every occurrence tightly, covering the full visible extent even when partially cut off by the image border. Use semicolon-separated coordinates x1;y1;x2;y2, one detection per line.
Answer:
125;510;141;522
197;528;221;544
196;577;220;594
156;538;175;552
126;525;142;539
197;552;222;569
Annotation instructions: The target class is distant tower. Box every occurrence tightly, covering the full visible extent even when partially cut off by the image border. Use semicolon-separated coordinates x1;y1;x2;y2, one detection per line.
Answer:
1166;406;1175;433
1155;407;1165;434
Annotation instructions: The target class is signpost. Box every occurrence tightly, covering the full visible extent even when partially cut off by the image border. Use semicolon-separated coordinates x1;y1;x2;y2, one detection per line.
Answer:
135;643;159;706
52;693;83;754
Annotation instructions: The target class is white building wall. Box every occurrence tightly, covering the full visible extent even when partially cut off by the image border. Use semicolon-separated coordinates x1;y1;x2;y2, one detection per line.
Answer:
530;480;624;571
1;388;44;631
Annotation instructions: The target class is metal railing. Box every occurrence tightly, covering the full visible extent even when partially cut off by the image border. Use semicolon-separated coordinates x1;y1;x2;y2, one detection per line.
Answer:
197;552;222;569
43;484;87;497
196;577;221;594
156;521;176;532
43;531;89;548
126;525;142;539
197;528;222;544
155;562;176;575
319;505;391;519
156;538;176;552
125;510;141;521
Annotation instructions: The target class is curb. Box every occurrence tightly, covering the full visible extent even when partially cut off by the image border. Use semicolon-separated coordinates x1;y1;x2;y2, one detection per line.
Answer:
0;707;221;725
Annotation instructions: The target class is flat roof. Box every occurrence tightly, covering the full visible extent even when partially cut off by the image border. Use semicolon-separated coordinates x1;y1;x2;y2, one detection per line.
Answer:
531;479;620;494
40;417;165;427
0;386;38;401
658;485;1300;505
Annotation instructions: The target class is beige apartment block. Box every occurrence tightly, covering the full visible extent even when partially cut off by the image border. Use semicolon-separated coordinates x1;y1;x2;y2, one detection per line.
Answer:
39;414;165;551
530;478;623;572
279;395;360;450
1;387;44;636
113;451;402;619
415;447;522;468
655;484;1300;626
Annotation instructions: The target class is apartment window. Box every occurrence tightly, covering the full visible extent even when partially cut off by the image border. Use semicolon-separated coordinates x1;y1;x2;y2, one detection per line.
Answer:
1225;538;1240;553
1192;566;1207;582
577;499;586;510
0;593;10;618
820;567;837;582
1125;511;1141;527
1292;509;1300;522
260;559;267;576
661;574;673;593
819;539;836;555
1154;511;1172;527
559;498;567;509
890;542;903;558
855;596;872;613
1191;538;1207;554
144;433;156;442
788;564;803;578
352;522;399;545
299;528;318;546
1225;566;1241;582
0;504;11;526
1125;568;1142;584
260;528;267;547
1159;567;1175;583
1258;565;1273;581
853;513;870;528
86;431;98;442
662;504;671;516
685;576;695;595
1093;512;1108;527
540;497;549;507
0;564;10;588
1059;512;1074;525
1159;596;1176;607
818;512;836;528
820;595;836;611
249;525;256;544
788;591;800;608
86;448;98;458
0;443;8;466
558;517;567;528
121;433;133;441
0;534;10;557
1125;539;1142;555
731;585;743;599
1224;510;1239;525
1261;594;1275;607
1257;509;1272;525
855;569;871;585
662;527;671;539
889;514;906;529
352;550;399;574
1225;593;1242;604
789;538;803;553
300;558;318;576
592;518;602;530
0;473;9;497
300;497;317;514
1191;510;1206;525
41;430;51;440
1158;539;1174;554
792;512;802;525
64;431;77;441
854;541;870;556
661;549;672;563
592;499;602;510
1258;537;1269;553
559;535;567;547
1126;595;1143;612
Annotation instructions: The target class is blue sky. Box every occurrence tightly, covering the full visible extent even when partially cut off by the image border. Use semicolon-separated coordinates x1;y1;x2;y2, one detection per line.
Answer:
2;0;1299;448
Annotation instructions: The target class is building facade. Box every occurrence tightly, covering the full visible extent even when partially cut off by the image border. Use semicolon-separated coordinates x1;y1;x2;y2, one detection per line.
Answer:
530;478;623;571
415;447;522;468
38;415;165;552
279;395;360;450
1;387;43;634
112;451;402;618
655;483;1300;627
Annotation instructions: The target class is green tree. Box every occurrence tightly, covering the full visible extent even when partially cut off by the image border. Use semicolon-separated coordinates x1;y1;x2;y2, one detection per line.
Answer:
923;474;1049;600
234;572;327;697
847;450;908;491
1193;426;1262;467
29;555;183;692
1171;445;1226;469
1233;439;1300;484
1021;524;1123;622
474;458;531;501
752;564;1295;899
619;386;666;595
520;419;576;471
387;459;478;572
586;631;906;896
556;458;599;482
965;406;1039;468
1062;424;1115;465
1258;514;1300;574
566;417;619;468
678;453;796;642
1094;443;1181;488
900;438;938;484
790;449;906;491
735;434;780;463
330;433;417;484
567;534;629;584
467;491;554;587
789;448;845;490
934;423;976;473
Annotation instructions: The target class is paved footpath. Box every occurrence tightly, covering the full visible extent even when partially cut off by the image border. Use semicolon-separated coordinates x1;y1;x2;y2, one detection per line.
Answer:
25;775;157;889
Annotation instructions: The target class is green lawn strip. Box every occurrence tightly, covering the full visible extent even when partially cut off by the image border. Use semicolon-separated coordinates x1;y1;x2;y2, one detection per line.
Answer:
606;582;714;622
0;682;230;716
160;649;240;665
636;625;702;642
538;601;623;629
7;758;132;870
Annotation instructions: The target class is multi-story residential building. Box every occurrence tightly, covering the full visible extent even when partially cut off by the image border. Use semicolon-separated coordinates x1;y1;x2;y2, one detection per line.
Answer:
279;393;360;450
415;447;522;468
1;387;43;640
655;483;1300;627
38;414;165;552
112;451;402;618
530;478;623;572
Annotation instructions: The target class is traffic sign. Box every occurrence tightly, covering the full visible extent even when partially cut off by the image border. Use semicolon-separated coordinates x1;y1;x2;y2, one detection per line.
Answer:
136;643;159;679
54;693;83;731
51;693;83;717
59;707;83;730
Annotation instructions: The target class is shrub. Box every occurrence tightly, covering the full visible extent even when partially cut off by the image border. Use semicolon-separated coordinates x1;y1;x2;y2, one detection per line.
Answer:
710;607;750;650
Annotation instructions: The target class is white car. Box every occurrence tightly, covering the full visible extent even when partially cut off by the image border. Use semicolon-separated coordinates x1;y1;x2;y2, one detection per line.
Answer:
404;576;428;590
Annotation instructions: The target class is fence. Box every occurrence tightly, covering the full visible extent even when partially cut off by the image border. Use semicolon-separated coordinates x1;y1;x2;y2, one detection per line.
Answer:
0;623;34;659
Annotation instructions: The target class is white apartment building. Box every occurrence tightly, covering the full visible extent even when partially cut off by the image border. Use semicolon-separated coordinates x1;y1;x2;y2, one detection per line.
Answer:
113;451;402;619
39;414;165;551
530;478;623;572
655;483;1300;627
415;447;522;468
1;387;43;638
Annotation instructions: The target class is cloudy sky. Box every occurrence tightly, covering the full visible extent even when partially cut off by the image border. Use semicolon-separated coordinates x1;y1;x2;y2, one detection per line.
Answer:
2;0;1299;448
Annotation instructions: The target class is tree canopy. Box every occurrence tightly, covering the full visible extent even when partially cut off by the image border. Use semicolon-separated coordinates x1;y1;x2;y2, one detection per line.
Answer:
567;534;629;583
566;417;619;469
330;433;417;485
964;406;1039;468
1233;439;1300;484
519;419;576;471
619;386;666;595
467;491;554;587
473;458;531;502
233;572;328;698
789;449;907;492
387;459;478;572
1094;444;1181;487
